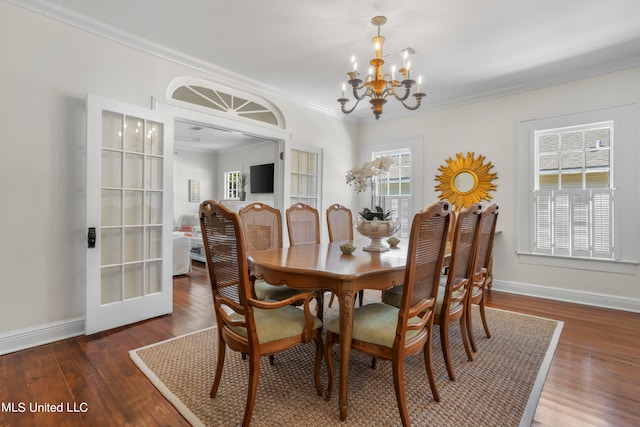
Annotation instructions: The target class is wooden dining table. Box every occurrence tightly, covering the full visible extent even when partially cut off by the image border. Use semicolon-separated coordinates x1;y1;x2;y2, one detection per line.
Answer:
248;239;409;422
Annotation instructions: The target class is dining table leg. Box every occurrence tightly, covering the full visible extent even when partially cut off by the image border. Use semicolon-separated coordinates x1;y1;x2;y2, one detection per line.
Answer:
338;282;355;421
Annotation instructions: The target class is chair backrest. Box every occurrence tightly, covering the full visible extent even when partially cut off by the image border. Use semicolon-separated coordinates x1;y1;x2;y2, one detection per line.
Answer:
445;209;458;250
472;204;499;281
396;200;451;339
239;203;283;252
326;204;353;242
199;200;249;306
444;203;483;303
286;203;320;246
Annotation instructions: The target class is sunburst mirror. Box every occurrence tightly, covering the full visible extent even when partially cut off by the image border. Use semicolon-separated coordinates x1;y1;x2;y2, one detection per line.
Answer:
435;152;498;210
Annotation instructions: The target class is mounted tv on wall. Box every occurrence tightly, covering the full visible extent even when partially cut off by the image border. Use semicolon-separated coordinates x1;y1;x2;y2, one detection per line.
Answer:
250;163;275;193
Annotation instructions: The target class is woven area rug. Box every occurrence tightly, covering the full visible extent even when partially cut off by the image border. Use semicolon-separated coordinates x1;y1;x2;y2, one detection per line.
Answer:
130;293;562;426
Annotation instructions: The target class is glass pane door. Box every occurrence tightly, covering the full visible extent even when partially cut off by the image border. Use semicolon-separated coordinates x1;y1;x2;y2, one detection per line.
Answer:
86;94;173;334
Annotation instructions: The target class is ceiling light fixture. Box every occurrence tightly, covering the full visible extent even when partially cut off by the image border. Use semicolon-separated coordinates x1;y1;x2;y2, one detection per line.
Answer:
337;16;425;120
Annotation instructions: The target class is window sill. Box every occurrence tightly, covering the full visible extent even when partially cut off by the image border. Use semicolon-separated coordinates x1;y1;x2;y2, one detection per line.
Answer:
516;252;638;275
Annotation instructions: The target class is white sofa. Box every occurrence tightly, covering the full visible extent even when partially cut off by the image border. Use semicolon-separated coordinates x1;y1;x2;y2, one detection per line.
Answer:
172;233;191;275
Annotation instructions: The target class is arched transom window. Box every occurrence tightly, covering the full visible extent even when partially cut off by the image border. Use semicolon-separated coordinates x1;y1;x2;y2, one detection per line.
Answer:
169;79;283;128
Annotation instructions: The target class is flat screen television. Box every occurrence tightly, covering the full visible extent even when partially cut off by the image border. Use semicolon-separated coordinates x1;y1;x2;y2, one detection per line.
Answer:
249;163;275;193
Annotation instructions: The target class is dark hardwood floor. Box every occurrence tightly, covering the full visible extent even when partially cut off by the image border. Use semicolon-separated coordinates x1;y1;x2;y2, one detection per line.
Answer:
1;262;638;426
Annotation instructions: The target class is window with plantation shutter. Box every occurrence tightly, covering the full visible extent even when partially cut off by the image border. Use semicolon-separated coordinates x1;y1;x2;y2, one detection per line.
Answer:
532;122;614;259
517;103;640;272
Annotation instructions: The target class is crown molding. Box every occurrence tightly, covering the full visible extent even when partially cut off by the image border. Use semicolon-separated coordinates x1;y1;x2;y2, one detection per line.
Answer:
7;0;341;120
9;0;640;128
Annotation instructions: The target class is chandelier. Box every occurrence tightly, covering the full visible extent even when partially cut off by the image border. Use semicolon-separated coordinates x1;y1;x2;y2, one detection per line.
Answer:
337;16;425;120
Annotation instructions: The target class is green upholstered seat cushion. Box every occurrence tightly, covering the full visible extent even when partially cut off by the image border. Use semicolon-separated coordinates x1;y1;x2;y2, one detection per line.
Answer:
435;278;463;316
253;279;307;301
383;278;461;316
326;303;422;348
229;305;322;344
381;285;403;308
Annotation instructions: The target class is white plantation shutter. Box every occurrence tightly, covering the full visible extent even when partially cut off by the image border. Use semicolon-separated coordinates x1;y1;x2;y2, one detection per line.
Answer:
592;189;613;258
571;191;590;257
534;191;552;254
554;192;571;256
534;189;614;258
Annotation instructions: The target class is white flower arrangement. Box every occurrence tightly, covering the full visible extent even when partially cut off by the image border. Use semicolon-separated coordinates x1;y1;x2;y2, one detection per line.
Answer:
346;156;394;220
345;156;393;192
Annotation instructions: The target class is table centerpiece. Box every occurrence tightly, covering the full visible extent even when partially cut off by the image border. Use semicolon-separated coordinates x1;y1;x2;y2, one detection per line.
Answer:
346;156;400;252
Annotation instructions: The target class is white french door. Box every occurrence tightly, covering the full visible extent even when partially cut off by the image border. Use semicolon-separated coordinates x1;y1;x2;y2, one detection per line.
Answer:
86;94;174;334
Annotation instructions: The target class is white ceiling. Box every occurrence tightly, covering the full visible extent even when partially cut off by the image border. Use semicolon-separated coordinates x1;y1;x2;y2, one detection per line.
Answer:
174;120;273;152
10;0;640;144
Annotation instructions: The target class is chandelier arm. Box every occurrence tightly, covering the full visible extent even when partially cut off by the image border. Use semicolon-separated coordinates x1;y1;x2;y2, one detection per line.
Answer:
399;94;426;111
340;98;361;115
352;86;367;101
390;86;412;102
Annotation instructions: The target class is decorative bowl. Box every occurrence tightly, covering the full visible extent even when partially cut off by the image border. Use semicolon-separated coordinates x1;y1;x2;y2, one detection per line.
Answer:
354;218;401;252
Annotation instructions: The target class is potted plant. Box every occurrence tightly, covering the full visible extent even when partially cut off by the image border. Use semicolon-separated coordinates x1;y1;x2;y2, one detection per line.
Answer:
239;172;248;201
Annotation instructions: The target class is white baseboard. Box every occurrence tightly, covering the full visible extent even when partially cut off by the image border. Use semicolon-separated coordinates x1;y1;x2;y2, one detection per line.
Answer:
0;317;85;356
492;280;640;313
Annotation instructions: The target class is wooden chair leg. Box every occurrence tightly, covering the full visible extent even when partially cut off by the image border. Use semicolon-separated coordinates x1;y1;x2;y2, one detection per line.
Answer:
242;354;260;427
313;335;323;396
439;321;456;381
422;333;440;402
268;354;275;365
210;333;226;398
327;291;335;307
479;297;491;339
392;355;410;427
357;289;364;307
460;315;473;362
324;332;335;401
467;304;478;353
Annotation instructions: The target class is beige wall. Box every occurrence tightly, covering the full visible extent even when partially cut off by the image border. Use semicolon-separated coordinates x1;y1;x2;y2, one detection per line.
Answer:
173;150;218;220
359;67;640;305
0;3;357;339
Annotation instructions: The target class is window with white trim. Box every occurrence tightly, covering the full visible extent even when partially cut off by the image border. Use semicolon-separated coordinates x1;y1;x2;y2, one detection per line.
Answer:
516;103;640;271
289;147;321;209
375;148;412;239
534;122;613;258
224;171;241;200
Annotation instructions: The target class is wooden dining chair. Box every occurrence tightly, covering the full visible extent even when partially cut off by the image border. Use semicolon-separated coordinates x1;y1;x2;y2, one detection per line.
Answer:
199;200;324;427
466;203;499;352
433;203;482;381
381;203;480;381
285;203;328;316
239;203;307;302
326;204;363;307
324;200;451;426
286;202;321;246
326;203;353;242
